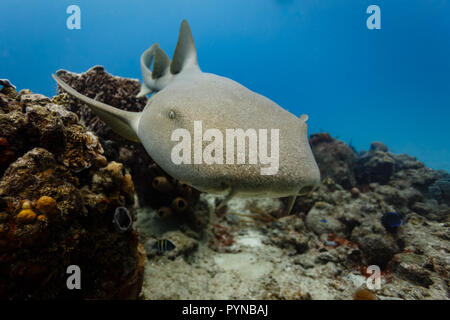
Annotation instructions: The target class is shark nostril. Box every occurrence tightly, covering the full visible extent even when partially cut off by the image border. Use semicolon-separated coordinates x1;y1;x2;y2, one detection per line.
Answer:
168;110;175;119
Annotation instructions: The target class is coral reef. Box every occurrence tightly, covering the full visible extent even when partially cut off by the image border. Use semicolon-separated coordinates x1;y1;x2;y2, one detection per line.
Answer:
136;132;448;300
52;69;447;300
0;79;15;90
55;67;201;214
356;142;395;184
4;69;446;300
310;133;357;188
0;84;144;299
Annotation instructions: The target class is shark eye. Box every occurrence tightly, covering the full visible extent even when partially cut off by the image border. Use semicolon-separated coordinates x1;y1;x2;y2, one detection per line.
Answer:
168;110;175;119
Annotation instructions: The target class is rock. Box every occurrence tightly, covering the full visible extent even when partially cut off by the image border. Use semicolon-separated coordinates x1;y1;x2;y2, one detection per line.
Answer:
306;202;345;236
369;141;388;153
309;133;357;189
393;253;433;288
400;188;424;208
392;154;424;171
293;255;315;268
20;93;51;106
0;79;16;90
25;104;66;155
270;230;309;254
433;177;450;202
276;215;306;233
350;187;360;198
401;167;443;194
411;202;430;216
352;231;400;268
355;143;395;184
314;251;342;264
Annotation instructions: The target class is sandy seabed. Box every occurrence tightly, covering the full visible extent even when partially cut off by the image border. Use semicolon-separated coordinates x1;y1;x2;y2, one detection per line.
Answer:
136;194;449;300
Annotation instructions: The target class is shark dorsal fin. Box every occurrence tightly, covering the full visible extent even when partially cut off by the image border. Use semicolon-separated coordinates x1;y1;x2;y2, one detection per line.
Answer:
170;19;200;74
137;44;173;97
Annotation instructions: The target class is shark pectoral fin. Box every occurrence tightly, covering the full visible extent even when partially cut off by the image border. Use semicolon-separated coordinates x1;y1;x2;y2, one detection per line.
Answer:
215;188;236;215
52;74;141;142
285;195;297;215
170;19;200;74
139;44;172;96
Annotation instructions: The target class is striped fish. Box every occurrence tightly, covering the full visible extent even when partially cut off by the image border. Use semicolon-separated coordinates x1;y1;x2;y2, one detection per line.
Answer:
152;239;176;253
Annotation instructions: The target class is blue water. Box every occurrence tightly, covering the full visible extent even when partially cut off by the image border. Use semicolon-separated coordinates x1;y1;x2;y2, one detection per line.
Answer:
1;0;449;171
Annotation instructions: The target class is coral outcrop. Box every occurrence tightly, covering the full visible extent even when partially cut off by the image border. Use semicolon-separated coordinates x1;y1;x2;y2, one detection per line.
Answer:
0;84;144;299
355;142;395;184
310;133;357;188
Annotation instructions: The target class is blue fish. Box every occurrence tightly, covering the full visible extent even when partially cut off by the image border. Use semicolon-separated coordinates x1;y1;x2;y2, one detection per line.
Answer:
381;212;406;231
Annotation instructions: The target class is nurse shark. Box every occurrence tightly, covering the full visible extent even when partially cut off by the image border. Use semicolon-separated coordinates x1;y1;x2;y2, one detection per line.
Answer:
52;20;320;214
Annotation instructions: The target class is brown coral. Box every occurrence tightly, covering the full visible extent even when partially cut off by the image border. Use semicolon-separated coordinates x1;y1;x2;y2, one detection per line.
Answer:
0;85;144;299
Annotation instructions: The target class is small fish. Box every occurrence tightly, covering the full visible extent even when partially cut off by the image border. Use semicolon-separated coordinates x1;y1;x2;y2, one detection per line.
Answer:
152;239;176;253
381;212;406;231
324;239;338;247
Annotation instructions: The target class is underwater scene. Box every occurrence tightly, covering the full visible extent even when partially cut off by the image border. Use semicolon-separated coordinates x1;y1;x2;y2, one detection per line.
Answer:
0;0;449;302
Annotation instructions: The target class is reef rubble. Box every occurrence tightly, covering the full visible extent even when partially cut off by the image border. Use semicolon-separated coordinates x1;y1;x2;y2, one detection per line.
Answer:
137;131;449;300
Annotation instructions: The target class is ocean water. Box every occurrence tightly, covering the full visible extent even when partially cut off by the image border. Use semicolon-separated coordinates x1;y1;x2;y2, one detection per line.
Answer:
0;0;449;171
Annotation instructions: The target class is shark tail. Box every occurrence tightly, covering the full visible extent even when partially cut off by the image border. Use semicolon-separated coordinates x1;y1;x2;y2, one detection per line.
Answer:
138;19;200;97
137;44;172;97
